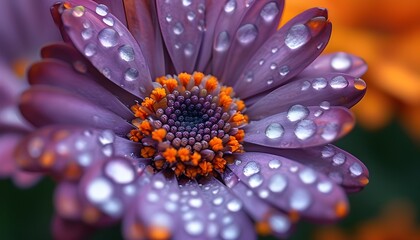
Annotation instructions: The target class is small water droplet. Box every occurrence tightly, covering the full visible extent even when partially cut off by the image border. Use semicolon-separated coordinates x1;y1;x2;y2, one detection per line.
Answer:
124;68;139;82
173;22;184;35
350;162;363;176
317;180;333;194
81;28;93;40
215;31;230;52
269;215;291;233
285;24;310;50
182;0;192;7
187;11;196;21
84;43;97;57
236;24;258;45
248;173;263;188
224;0;236;13
105;160;135;184
317;42;324;49
330;76;348;89
290;188;311;211
279;65;290;76
312;77;327;90
294;120;317;140
301;81;310;91
332;153;346;166
102;67;111;79
321;145;335;158
103;16;114;26
270;63;277;70
185;220;204;236
184;43;194;57
268;174;287;193
166;15;173;22
245;71;253;82
267;78;274;85
118;45;135;62
331;53;352;71
265;123;284;139
72;6;85;17
259;59;265;66
198;3;205;14
260;2;279;23
299;168;317;184
86;177;113;203
243;161;260;177
226;199;242;212
268;159;281;169
319;101;330;110
221;224;240;240
271;47;278;53
95;4;109;16
98;28;119;48
287;105;309;122
354;78;366;90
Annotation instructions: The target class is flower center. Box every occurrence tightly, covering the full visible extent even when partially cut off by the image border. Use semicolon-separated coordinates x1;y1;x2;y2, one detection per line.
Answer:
128;72;247;178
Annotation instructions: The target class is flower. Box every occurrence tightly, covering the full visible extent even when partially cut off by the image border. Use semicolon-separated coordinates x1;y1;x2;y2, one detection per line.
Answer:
14;0;369;239
282;0;420;141
0;0;60;187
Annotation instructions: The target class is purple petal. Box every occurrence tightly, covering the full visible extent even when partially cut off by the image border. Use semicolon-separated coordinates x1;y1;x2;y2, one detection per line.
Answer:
219;0;285;85
222;169;294;238
51;215;93;240
156;0;205;73
60;2;154;98
94;0;127;26
246;74;366;120
20;86;133;135
246;144;369;192
229;152;349;222
29;59;133;120
233;8;331;99
55;182;84;220
299;52;368;78
244;106;354;148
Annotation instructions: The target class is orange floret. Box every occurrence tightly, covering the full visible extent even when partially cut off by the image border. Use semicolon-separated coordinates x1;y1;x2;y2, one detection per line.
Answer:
141;97;155;111
232;112;248;125
131;104;148;119
209;137;224;151
193;72;204;85
185;167;199;178
213;156;227;172
234;129;245;142
150;88;166;101
235;99;245;112
141;146;156;158
227;136;241;153
155;76;167;85
199;161;213;175
190;152;201;166
164;78;178;92
174;163;185;176
154;159;165;169
128;129;143;142
205;76;218;92
139;120;153;135
178;72;191;87
163;148;177;163
177;147;190;162
220;86;233;96
219;93;233;109
152;128;167;142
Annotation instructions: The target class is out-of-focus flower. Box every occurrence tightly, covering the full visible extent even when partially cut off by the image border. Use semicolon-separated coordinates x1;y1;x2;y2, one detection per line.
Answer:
314;200;420;240
0;0;60;187
15;0;369;239
282;0;420;141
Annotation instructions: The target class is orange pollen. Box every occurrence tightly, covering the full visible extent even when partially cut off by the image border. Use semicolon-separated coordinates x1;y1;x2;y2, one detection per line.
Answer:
192;72;204;85
151;128;167;142
235;100;245;111
141;146;156;158
209;137;224;151
141;97;156;110
228;136;241;153
335;201;348;218
163;78;178;92
199;161;213;175
177;148;190;162
234;129;245;142
205;76;219;92
219;93;233;109
213;156;227;172
232;112;248;125
190;152;201;166
150;88;166;101
163;148;177;163
139;120;153;135
178;72;191;86
128;129;143;142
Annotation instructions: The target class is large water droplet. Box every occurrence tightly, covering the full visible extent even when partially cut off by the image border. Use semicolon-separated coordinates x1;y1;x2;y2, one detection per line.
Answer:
96;4;109;16
354;78;366;90
99;130;115;145
182;0;192;7
312;77;327;90
86;177;113;203
331;53;352;71
287;105;309;122
105;160;135;184
294;120;317;140
260;2;279;23
268;174;287;193
299;168;317;184
285;24;310;50
290;188;311;211
243;161;260;177
98;28;119;48
330;76;348;89
215;31;230;52
224;0;237;13
118;45;135;62
317;180;333;194
103;16;115;26
173;22;184;35
269;215;291;233
185;220;204;236
265;123;284;139
236;24;258;45
84;43;97;57
268;159;281;169
124;68;139;82
350;162;363;176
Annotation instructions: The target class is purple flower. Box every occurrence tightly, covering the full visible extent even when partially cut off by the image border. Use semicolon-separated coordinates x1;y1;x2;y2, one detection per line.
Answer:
14;0;369;239
0;0;60;187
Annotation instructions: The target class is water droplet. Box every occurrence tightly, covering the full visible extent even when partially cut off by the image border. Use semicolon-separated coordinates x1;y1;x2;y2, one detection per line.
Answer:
226;199;242;212
147;191;159;202
317;42;324;49
105;160;135;184
268;174;287;193
96;4;109;16
317;180;333;193
268;159;281;169
124;68;139;82
321;145;335;158
102;67;111;79
213;196;224;205
259;189;269;198
84;43;97;57
287;105;309;122
98;28;119;48
243;161;260;177
236;24;258;45
259;59;265;66
285;24;310;49
81;28;93;40
322;123;338;141
260;2;279;23
215;31;230;52
173;22;184;35
189;198;203;208
102;144;113;157
294;120;317;140
331;53;351;71
265;123;284;139
301;81;311;91
319;101;330;110
166;15;173;22
182;0;192;7
245;71;253;82
312;77;327;90
278;65;290;76
198;3;206;14
187;11;196;21
267;79;274;85
330;76;348;89
354;78;366;90
350;162;363;176
77;153;91;166
224;0;236;13
290;188;311;211
118;45;135;62
72;6;85;17
222;224;240;240
271;47;278;53
185;220;204;236
99;130;115;145
153;179;165;189
248;173;263;188
299;168;317;184
86;177;113;203
103;16;114;26
269;215;290;233
184;43;194;57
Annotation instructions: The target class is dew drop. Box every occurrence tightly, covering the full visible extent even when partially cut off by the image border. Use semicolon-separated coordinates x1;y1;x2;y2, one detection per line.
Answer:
72;6;85;17
270;63;277;70
321;145;335;158
354;78;367;90
118;45;135;62
95;4;109;16
299;168;317;184
271;47;279;53
268;159;281;169
86;177;113;203
187;11;196;21
319;101;330;110
350;162;363;176
265;123;284;139
317;180;333;194
268;174;287;193
184;43;194;57
81;28;93;40
248;173;263;188
245;71;253;82
236;24;258;46
243;161;260;177
221;224;240;240
103;16;115;26
331;53;352;71
189;198;203;208
182;0;192;7
294;120;317;140
98;28;119;48
312;77;327;90
330;76;349;89
285;24;310;50
173;22;184;35
84;43;97;57
215;31;230;52
224;0;237;13
259;189;269;198
99;130;115;145
213;196;224;206
269;215;290;233
267;79;274;85
102;67;111;79
226;199;242;212
124;68;139;82
166;15;173;22
185;220;204;236
259;59;265;65
322;123;338;141
290;188;311;211
301;81;311;91
260;2;279;23
278;65;290;76
105;160;135;184
287;105;309;122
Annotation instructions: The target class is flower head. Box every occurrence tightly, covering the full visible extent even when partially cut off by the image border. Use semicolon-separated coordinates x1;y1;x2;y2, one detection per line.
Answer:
15;0;368;239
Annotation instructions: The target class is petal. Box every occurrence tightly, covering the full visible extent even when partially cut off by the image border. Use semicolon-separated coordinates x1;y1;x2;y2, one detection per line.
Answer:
28;59;133;120
246;144;370;192
219;0;285;85
60;2;154;98
94;0;127;26
299;52;368;78
244;106;354;148
233;8;331;99
20;86;133;135
52;215;93;240
156;0;205;73
246;74;366;120
229;152;349;222
123;0;166;77
222;169;294;238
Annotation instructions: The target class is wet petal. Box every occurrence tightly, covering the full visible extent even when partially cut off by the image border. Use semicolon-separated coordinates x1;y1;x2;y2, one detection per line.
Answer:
94;0;127;26
20;86;133;135
246;74;366;120
229;152;349;222
156;0;205;73
299;52;368;78
60;2;154;98
222;169;294;238
246;144;369;192
29;59;133;120
233;8;331;99
244;106;354;148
